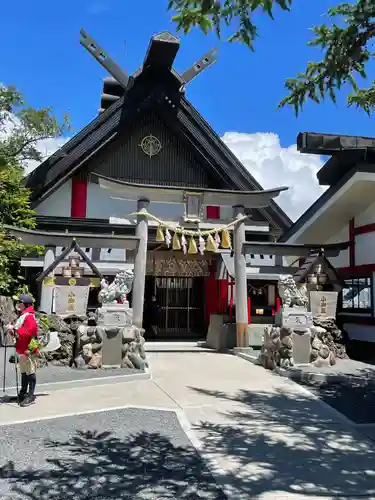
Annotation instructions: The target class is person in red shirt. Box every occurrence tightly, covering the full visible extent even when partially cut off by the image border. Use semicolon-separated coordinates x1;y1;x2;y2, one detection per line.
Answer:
8;295;39;406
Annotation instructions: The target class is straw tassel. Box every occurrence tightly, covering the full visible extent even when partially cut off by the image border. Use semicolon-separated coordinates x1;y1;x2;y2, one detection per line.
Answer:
172;232;181;251
156;225;164;242
188;236;198;254
221;229;231;249
206;234;217;252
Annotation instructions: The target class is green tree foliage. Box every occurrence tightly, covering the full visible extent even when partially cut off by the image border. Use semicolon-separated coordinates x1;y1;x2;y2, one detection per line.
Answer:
0;85;70;295
168;0;375;115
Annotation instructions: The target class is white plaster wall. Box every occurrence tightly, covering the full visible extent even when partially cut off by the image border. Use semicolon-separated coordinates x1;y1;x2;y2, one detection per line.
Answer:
355;232;375;266
326;226;349;268
355;200;375;226
86;182;185;220
36;180;72;217
246;254;275;267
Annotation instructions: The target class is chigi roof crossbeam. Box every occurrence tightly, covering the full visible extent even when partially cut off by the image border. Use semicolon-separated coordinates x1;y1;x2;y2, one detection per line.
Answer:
80;29;219;113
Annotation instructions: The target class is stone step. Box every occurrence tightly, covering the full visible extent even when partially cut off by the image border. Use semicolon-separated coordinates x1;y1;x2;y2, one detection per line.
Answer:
145;341;214;353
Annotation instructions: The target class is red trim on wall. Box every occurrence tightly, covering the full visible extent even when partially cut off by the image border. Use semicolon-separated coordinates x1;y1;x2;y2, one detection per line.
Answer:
206;206;220;219
71;177;87;218
349;218;355;268
354;222;375;235
218;273;229;313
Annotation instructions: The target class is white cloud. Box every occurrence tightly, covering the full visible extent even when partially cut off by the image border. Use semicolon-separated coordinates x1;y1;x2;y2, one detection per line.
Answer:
0;113;69;174
2;111;324;221
221;132;326;221
23;136;69;175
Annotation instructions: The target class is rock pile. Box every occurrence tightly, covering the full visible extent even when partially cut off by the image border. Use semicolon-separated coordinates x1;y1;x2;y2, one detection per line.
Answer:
310;317;348;365
35;313;79;367
122;326;148;369
258;317;348;371
0;296;16;346
259;325;295;370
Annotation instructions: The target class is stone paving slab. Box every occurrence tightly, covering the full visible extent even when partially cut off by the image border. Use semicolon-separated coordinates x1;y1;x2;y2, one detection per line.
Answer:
0;380;176;426
2;351;375;499
183;388;375;498
0;347;146;393
0;408;226;499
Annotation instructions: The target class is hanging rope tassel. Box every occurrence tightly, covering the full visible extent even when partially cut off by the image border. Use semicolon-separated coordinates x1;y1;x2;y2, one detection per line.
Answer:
156;225;164;242
172;232;181;251
188;236;198;254
206;234;217;252
221;229;231;249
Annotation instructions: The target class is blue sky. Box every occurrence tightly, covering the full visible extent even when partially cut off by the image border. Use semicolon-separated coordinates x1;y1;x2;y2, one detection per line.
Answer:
2;0;374;219
2;0;373;145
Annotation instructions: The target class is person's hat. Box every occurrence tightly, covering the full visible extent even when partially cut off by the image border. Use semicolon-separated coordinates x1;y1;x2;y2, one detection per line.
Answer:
18;294;34;305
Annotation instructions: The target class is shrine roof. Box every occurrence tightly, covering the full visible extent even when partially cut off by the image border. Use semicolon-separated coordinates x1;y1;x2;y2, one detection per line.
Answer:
24;31;292;233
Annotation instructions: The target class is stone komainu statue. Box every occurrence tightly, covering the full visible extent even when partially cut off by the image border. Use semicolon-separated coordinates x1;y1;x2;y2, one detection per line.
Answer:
278;275;308;308
98;270;134;305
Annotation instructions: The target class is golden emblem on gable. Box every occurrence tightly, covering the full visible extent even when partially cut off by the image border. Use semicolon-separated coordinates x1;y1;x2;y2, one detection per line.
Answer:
140;135;162;158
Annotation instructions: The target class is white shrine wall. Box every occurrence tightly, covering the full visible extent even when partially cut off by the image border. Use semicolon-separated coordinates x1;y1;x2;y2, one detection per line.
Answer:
36;180;72;217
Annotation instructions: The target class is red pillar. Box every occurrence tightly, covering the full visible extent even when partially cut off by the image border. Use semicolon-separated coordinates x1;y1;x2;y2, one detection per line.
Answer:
71;176;88;218
229;279;234;321
276;297;281;312
349;217;355;268
247;297;251;324
218;272;229;313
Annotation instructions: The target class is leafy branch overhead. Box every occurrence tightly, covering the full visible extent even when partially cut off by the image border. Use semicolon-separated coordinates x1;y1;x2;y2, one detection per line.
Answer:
0;85;71;169
0;85;70;295
168;0;375;115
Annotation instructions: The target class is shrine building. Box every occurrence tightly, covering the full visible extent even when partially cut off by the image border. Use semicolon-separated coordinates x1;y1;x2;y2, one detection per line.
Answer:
281;132;375;348
19;31;294;339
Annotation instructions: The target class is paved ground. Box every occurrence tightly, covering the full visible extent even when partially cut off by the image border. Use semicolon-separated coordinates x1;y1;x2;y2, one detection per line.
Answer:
1;351;375;499
0;347;145;393
0;408;225;500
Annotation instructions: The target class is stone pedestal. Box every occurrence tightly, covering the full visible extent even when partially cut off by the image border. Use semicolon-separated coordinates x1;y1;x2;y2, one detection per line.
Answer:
97;303;133;368
276;307;313;329
291;331;311;364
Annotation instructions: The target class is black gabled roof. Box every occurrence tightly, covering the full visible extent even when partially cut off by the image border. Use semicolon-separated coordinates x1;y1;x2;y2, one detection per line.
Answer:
293;252;343;286
26;32;292;232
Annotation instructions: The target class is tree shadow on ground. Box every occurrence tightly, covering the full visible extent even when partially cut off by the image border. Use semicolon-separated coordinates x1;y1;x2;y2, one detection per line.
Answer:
1;379;375;499
297;367;375;424
185;379;375;498
0;430;226;499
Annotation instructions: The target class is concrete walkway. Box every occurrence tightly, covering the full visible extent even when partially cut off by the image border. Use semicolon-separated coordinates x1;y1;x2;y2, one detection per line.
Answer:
1;351;375;499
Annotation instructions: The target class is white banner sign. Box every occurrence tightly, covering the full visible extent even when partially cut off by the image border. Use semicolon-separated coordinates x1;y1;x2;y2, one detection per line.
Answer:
54;286;90;316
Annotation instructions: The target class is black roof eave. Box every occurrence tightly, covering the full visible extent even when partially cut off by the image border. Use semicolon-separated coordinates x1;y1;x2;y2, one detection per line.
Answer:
27;84;292;232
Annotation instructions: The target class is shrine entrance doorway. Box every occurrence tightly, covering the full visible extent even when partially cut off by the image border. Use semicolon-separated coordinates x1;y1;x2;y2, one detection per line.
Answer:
144;276;205;339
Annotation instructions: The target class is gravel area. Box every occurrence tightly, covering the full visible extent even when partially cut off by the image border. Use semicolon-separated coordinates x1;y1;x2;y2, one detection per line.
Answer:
0;347;144;391
0;408;225;499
